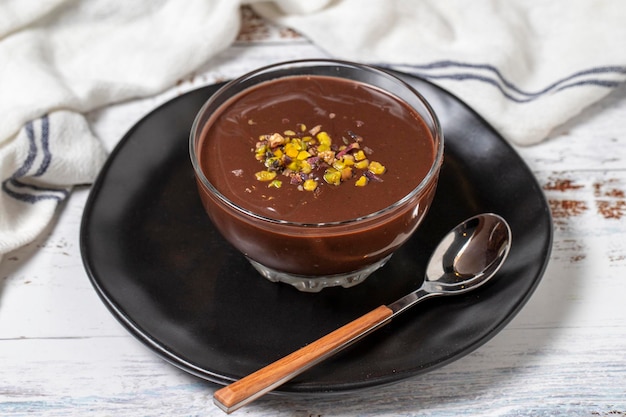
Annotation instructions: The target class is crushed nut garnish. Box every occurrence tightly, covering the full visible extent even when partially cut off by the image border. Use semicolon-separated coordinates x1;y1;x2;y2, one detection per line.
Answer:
252;124;386;191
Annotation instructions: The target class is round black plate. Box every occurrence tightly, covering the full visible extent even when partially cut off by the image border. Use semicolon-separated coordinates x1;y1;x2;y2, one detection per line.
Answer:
80;71;552;394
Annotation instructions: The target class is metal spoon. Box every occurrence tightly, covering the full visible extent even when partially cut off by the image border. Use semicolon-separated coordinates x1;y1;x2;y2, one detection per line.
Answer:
214;213;512;414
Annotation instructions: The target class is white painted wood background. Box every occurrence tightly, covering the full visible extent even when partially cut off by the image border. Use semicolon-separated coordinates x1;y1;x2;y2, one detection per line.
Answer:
1;8;625;417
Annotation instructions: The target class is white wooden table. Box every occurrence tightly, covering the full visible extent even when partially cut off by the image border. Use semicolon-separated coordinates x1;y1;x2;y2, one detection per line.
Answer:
2;9;626;417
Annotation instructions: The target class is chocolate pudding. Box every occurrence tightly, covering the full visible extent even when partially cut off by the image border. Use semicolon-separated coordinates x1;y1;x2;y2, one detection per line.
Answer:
199;75;435;224
191;61;443;290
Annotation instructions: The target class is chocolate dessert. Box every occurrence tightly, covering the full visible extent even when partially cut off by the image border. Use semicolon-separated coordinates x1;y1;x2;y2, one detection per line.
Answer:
198;75;435;224
191;62;442;287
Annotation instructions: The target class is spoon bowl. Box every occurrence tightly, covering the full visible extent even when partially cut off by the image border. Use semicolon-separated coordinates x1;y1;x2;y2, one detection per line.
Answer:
214;213;512;413
424;213;511;292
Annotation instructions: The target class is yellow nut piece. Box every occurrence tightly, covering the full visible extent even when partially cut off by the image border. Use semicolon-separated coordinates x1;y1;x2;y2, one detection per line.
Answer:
255;170;277;181
317;131;332;147
286;160;299;171
354;159;370;170
368;161;386;175
300;160;312;174
332;159;346;170
303;179;318;191
268;179;282;188
355;175;368;187
342;155;355;166
297;150;311;160
284;142;300;158
324;168;342;186
255;145;268;160
291;138;304;149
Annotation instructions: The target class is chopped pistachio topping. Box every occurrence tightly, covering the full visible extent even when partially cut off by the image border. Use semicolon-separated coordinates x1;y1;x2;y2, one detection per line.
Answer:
255;170;277;181
355;175;368;187
268;179;282;188
303;178;318;191
252;124;386;191
368;161;386;175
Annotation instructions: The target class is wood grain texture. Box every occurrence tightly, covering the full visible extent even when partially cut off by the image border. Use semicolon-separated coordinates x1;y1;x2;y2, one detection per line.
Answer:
1;7;626;417
214;306;393;413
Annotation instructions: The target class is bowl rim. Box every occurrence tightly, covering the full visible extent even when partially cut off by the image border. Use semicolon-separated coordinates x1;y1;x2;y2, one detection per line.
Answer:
189;58;444;227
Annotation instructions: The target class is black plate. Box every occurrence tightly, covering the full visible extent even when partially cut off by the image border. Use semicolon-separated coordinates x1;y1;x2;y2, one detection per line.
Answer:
80;71;552;394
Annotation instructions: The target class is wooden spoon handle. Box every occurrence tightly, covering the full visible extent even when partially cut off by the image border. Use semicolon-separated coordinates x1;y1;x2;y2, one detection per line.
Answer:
213;305;394;413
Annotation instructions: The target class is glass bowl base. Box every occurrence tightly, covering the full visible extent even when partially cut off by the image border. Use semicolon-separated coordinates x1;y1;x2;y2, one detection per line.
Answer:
247;255;393;292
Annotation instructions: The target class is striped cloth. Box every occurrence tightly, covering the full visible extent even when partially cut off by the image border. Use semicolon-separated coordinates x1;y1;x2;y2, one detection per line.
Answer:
1;0;626;261
0;113;106;254
255;0;626;144
0;0;240;259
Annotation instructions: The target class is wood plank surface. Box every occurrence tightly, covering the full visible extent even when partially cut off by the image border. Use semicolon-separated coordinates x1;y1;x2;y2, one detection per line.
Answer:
1;7;625;417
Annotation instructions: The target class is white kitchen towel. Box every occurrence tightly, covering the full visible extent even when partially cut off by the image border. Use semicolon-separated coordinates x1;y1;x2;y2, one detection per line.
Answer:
1;0;625;261
0;0;243;259
0;112;107;254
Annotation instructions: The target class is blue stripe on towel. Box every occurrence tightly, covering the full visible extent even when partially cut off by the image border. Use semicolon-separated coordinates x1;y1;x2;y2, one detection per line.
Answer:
387;61;626;103
1;115;68;204
2;179;69;203
11;120;39;178
34;115;51;177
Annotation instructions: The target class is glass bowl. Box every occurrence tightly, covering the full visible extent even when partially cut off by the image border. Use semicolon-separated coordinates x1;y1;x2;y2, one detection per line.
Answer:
190;59;444;292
